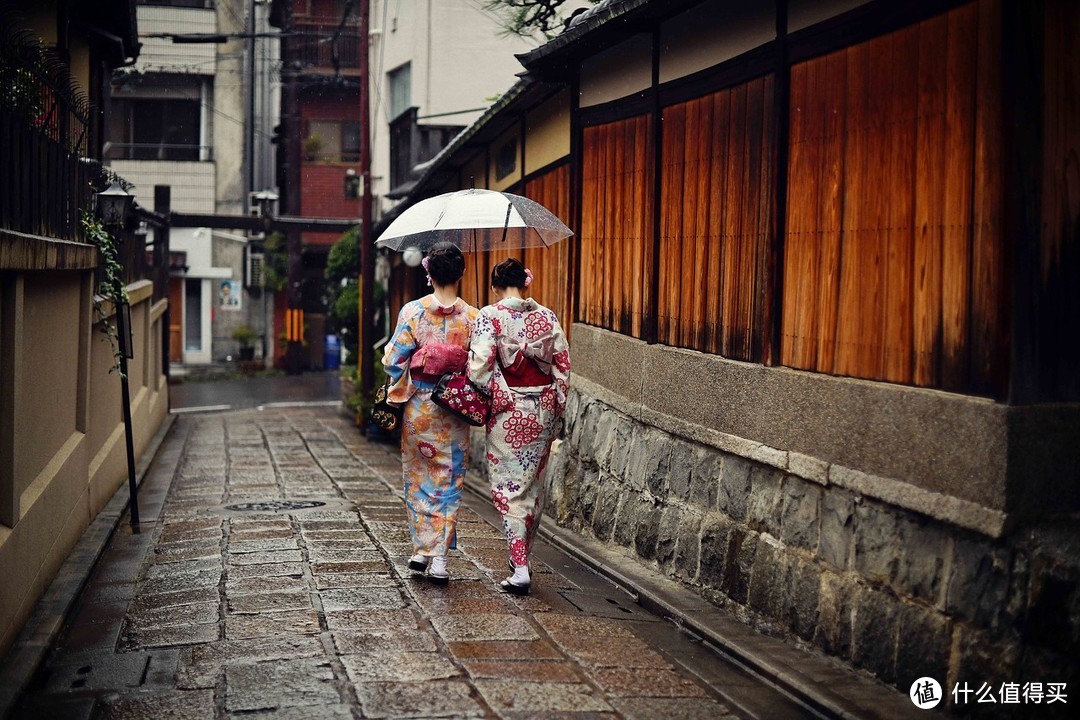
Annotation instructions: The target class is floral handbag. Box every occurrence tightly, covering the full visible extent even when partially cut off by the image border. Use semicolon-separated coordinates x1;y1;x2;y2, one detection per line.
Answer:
371;378;402;431
432;373;490;427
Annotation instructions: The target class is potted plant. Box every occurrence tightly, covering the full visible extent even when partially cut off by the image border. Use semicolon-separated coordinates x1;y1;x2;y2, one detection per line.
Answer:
232;325;258;361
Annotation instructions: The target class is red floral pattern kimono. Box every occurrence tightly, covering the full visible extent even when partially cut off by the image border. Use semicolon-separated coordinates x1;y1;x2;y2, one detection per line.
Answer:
468;297;570;567
383;295;479;557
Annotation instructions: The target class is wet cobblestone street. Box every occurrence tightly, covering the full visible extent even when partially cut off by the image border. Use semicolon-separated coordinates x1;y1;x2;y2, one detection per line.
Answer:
11;408;811;719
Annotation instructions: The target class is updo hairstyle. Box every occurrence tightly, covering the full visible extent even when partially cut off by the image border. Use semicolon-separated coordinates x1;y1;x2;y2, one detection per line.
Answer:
425;242;466;286
490;257;527;290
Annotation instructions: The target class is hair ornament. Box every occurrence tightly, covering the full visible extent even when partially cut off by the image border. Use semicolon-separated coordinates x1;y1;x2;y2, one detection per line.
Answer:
524;268;533;288
421;256;432;286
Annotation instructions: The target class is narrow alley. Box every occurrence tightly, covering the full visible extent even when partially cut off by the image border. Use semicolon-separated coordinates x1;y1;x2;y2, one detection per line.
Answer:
9;407;917;719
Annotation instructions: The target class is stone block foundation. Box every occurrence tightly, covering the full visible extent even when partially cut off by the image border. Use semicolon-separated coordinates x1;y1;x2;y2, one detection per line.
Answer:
544;388;1080;713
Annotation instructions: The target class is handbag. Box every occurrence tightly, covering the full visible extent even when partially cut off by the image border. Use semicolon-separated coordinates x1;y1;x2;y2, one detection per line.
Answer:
371;378;402;431
410;343;467;378
431;373;490;427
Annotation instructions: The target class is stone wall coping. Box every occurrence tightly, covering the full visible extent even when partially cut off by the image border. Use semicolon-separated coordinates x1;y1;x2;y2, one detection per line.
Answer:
572;373;1010;538
0;230;98;271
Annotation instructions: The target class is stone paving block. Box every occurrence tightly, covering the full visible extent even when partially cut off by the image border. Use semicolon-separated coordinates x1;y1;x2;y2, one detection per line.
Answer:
311;560;389;575
298;519;363;531
430;614;539;642
130;586;219;612
319;587;406;610
463;661;583;683
325;608;419;633
299;529;372;541
128;602;219;629
446;640;563;661
97;689;216;720
227;549;304;566
314;572;398;589
124;622;219;649
227;705;355;719
228;537;300;553
609;697;739;720
225;575;308;595
226;561;305;579
177;636;326;688
412;595;512;616
224;657;340;712
474;679;614;714
136;570;223;597
230;518;293;532
585;667;709;698
150;541;222;564
225;609;321;639
353;680;485;719
547;633;671;669
226;589;312;614
225;527;296;541
307;547;384;563
341;651;461;682
145;558;222;580
534;614;637;638
332;629;438;654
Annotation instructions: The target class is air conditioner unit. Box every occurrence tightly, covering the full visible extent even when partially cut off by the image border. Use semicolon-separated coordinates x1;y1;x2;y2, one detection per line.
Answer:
245;247;265;288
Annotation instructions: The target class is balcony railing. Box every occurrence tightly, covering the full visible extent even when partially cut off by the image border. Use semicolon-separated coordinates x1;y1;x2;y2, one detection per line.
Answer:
105;143;213;162
285;22;360;70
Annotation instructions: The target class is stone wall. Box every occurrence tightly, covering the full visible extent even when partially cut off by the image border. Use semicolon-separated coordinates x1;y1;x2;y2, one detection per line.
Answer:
544;386;1080;713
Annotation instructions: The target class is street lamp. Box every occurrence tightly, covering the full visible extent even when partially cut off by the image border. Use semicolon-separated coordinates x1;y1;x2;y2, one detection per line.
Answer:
97;181;135;227
95;180;140;529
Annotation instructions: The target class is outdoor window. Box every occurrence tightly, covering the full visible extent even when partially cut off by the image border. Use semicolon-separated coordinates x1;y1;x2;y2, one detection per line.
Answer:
305;120;360;162
388;63;411;120
109;98;203;161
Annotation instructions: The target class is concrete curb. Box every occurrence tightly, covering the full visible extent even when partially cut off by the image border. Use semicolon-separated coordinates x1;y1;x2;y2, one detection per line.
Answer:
0;415;177;719
462;472;927;720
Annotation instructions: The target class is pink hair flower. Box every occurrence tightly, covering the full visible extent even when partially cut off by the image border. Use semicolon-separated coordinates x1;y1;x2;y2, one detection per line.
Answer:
524;268;533;287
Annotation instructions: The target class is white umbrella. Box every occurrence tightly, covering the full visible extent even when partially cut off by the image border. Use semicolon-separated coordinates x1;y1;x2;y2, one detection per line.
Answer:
375;188;572;251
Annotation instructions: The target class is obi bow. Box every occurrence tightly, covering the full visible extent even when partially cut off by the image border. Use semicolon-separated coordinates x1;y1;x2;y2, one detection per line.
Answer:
497;335;555;374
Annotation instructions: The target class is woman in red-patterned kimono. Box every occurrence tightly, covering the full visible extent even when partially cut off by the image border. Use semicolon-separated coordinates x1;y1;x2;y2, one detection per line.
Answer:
467;258;570;595
382;242;479;585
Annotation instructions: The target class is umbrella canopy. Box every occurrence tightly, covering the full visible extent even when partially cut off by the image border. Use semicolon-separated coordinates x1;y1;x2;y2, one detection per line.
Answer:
375;188;572;251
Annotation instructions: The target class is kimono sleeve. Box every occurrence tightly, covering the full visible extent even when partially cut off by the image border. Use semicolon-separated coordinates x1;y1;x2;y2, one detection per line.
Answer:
382;305;417;401
549;314;571;416
467;309;498;392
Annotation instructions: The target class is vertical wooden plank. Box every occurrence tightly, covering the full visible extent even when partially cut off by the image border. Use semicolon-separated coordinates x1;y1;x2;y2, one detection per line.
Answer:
581;127;598;326
835;40;869;377
882;25;919;383
970;0;1005;396
914;13;948;387
721;83;747;358
626;115;640;337
816;50;848;375
662;105;686;345
707;88;729;355
634;115;650;338
859;33;890;380
693;95;715;351
739;77;766;361
754;73;775;364
941;3;977;391
679;97;700;348
782;60;815;369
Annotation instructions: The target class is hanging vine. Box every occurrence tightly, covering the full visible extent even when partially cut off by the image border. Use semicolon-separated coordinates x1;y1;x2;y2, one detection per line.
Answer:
82;211;129;375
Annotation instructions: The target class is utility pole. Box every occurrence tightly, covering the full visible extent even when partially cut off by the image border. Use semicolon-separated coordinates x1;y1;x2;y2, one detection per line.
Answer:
358;0;375;403
283;0;305;374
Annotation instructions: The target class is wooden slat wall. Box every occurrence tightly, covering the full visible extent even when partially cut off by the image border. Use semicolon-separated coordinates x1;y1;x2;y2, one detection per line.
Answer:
781;0;1005;395
579;116;654;338
658;77;774;360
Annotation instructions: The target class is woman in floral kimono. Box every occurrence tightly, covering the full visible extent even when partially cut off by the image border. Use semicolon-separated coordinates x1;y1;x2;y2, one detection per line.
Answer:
468;258;570;595
382;242;479;585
